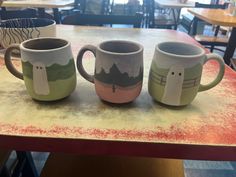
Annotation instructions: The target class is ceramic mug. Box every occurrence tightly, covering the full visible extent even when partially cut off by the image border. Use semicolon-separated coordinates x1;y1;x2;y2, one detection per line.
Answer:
4;38;77;101
0;18;56;49
148;41;225;106
77;40;143;104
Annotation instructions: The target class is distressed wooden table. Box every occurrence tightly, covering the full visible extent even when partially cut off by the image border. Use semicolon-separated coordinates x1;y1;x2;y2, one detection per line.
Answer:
188;8;236;65
0;25;236;161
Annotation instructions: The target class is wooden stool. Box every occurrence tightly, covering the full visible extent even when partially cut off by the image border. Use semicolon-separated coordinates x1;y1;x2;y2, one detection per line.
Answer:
40;153;184;177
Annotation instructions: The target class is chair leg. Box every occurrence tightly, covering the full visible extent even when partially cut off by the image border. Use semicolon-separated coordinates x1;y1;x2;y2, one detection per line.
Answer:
0;150;12;177
12;152;38;177
210;45;214;52
0;166;11;177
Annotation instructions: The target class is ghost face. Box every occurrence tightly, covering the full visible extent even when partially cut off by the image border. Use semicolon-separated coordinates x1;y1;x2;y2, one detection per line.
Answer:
162;65;185;106
166;66;185;84
33;62;50;95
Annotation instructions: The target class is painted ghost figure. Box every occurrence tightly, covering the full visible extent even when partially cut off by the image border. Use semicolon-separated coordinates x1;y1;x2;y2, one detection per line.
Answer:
33;62;50;95
162;65;184;106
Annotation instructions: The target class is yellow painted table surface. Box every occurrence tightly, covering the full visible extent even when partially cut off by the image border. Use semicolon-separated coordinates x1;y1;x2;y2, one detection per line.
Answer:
0;25;236;160
1;0;74;8
188;8;236;27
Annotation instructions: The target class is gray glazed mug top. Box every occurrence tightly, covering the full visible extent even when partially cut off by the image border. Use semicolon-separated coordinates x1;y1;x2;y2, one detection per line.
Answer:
20;37;70;52
19;37;73;67
97;40;143;55
156;41;205;59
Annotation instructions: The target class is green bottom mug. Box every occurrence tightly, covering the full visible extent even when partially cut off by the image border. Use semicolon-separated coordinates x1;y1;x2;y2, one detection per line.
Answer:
4;38;77;101
148;41;225;106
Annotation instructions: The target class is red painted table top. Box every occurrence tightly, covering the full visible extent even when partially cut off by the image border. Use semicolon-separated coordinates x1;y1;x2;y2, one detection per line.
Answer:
0;25;236;161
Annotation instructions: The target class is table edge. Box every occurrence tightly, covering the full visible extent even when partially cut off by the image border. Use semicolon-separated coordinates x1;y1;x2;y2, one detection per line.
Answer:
188;8;236;27
1;135;236;161
1;2;74;8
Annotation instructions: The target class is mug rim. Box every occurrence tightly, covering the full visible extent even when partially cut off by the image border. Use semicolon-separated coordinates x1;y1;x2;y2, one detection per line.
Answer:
0;18;56;28
98;40;143;55
156;41;205;58
20;37;70;52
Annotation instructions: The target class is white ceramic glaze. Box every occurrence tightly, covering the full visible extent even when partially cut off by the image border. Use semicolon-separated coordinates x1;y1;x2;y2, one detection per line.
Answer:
0;18;56;49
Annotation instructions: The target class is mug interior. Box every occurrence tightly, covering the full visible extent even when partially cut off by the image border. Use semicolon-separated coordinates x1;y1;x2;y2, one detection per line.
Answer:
0;18;55;28
99;41;142;54
22;38;68;50
158;42;204;56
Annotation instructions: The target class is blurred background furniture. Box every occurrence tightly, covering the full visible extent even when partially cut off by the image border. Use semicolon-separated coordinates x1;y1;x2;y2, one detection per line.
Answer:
0;8;37;20
61;12;143;28
188;7;236;65
230;58;236;70
181;2;228;52
59;0;81;16
0;151;38;177
1;0;74;23
193;3;228;52
0;150;11;177
83;0;111;14
149;0;195;29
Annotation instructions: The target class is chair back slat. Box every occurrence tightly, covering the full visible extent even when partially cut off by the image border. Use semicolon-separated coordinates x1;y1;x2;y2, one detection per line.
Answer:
195;2;227;9
62;13;143;28
0;8;37;20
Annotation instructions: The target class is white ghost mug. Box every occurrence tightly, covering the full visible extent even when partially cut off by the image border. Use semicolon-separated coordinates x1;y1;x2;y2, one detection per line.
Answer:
148;41;225;106
4;38;77;101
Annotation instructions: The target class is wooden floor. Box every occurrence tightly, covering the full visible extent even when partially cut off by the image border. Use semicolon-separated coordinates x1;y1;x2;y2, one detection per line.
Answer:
4;151;236;177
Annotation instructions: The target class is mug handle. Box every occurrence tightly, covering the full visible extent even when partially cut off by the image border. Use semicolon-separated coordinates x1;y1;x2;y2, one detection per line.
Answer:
76;45;96;83
198;53;225;92
4;44;23;80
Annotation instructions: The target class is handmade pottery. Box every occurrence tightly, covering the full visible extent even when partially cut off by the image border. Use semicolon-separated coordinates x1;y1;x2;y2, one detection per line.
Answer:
0;18;56;49
148;41;225;106
77;40;143;104
4;38;76;101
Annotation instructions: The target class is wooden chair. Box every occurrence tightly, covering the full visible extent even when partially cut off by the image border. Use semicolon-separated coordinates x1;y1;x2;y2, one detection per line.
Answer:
61;12;143;28
40;153;185;177
59;0;81;16
147;0;176;29
83;0;111;15
181;2;228;52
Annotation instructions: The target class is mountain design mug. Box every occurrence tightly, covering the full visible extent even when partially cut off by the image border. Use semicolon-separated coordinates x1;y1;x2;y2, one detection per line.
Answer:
77;40;143;104
148;41;225;106
4;38;77;101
